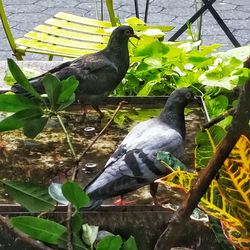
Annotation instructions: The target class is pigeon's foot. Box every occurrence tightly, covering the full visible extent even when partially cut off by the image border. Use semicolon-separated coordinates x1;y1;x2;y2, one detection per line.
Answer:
92;104;104;120
113;198;136;206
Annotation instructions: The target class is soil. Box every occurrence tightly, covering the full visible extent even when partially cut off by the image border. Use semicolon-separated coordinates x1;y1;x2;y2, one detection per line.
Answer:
0;102;205;205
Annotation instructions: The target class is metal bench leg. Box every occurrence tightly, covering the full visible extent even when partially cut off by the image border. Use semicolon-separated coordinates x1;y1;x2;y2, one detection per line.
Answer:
144;0;150;23
168;0;216;41
134;0;139;18
202;0;241;47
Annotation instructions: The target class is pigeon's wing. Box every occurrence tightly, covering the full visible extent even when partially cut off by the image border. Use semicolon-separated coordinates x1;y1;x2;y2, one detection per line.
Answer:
55;54;118;81
84;148;171;201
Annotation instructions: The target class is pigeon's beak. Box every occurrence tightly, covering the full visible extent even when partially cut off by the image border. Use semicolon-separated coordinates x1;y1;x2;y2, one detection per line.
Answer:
131;34;140;40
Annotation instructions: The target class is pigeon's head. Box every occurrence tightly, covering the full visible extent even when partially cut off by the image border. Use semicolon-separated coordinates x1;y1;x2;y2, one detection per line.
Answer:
166;88;194;108
110;25;140;41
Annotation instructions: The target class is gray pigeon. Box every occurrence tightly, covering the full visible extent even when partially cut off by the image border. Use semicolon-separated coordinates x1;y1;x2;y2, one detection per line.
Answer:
84;88;194;208
11;25;140;118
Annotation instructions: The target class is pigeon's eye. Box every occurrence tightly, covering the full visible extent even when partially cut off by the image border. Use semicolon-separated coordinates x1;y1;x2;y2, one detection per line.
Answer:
124;29;131;36
185;92;192;99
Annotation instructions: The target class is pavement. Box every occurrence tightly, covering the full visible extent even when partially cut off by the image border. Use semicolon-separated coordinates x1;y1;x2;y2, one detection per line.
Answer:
0;0;250;60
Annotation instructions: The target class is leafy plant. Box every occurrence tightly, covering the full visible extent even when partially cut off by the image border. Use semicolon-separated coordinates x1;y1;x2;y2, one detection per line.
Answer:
157;131;250;249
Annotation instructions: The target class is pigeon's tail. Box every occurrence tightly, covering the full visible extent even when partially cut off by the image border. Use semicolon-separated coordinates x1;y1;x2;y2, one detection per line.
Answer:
83;199;103;210
11;84;30;96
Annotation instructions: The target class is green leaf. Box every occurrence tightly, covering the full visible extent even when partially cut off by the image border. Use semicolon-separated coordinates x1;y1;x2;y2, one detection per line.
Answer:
4;67;41;86
23;116;48;138
58;76;79;103
42;73;61;110
72;213;84;233
0;108;43;132
137;81;157;96
0;94;40;112
122;236;138;250
156;151;191;172
57;93;76;111
96;235;123;250
7;58;41;99
134;40;169;57
58;232;88;250
195;125;226;168
62;181;90;210
48;182;69;205
205;95;229;118
3;180;56;212
10;216;66;244
82;223;99;248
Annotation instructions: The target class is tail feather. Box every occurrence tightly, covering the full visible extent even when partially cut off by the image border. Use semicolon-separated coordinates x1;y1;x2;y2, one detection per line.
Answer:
82;199;103;210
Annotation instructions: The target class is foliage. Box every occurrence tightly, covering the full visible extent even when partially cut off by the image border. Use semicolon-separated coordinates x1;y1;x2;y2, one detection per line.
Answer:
0;59;138;249
3;180;138;249
0;59;79;138
114;36;250;98
158;133;250;249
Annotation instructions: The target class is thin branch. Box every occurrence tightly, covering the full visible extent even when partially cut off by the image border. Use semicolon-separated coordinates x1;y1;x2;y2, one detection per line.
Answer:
57;114;76;158
72;100;127;179
0;215;53;250
154;58;250;250
202;107;236;130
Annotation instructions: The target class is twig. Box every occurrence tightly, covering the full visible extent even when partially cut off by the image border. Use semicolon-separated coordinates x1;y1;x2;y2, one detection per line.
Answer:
72;100;127;179
154;58;250;250
0;215;53;250
202;107;236;130
57;114;76;158
65;101;126;250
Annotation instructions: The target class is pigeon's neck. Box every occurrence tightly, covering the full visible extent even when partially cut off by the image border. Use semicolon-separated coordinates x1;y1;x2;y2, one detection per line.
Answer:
159;102;186;138
103;38;130;68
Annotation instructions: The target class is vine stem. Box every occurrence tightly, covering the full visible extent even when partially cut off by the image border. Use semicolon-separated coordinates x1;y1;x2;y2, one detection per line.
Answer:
58;101;126;250
57;114;76;158
56;114;76;250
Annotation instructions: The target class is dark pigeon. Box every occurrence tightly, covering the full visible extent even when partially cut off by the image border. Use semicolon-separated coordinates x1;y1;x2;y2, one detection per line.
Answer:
84;88;194;208
11;25;140;118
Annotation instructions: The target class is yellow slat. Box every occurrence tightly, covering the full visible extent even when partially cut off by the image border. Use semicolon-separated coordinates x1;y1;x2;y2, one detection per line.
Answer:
55;12;112;28
25;31;106;50
130;24;174;32
45;18;110;35
16;38;93;57
34;25;109;43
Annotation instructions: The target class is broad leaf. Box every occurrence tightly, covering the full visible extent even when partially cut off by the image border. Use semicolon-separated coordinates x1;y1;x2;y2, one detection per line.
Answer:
11;216;66;244
96;235;123;250
72;213;84;233
156;151;192;172
219;135;250;229
57;93;76;111
42;73;61;110
58;76;79;103
58;232;89;250
82;223;99;248
0;108;43;132
205;95;229;118
3;181;55;212
0;94;40;112
23;116;48;138
221;220;250;250
7;58;41;99
62;181;90;210
48;182;69;205
122;236;138;250
195;126;226;168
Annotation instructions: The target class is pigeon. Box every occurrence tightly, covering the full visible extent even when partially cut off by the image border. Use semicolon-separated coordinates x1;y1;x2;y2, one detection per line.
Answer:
84;88;194;208
11;25;140;118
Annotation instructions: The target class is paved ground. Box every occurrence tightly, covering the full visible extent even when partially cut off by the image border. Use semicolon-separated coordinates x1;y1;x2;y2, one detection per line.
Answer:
1;0;250;60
